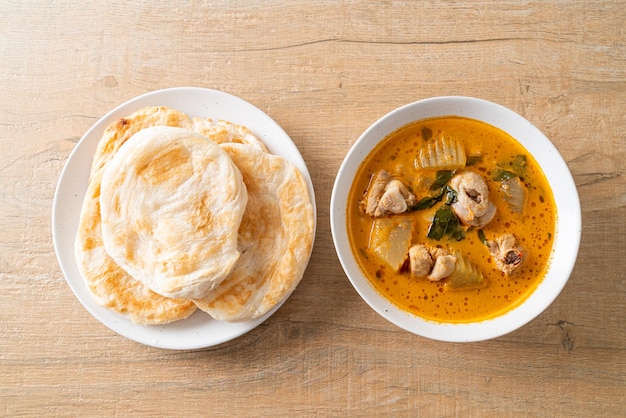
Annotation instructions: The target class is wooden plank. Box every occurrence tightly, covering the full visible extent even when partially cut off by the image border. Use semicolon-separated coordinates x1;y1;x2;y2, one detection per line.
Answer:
1;1;624;416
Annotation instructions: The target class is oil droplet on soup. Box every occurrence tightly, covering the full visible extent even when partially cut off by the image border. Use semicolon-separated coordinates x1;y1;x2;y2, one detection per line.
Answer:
347;116;556;323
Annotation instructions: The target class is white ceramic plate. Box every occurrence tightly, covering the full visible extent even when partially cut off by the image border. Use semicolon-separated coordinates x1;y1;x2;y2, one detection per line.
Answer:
331;96;581;342
52;87;316;350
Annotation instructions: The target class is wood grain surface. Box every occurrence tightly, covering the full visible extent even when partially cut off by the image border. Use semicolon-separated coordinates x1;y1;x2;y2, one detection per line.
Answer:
1;1;624;416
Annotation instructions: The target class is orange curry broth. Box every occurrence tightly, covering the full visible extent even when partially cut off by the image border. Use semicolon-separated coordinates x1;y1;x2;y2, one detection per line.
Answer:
347;116;556;323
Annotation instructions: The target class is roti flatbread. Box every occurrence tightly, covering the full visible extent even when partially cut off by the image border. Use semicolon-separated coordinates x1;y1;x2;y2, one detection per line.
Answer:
91;106;194;178
75;106;197;324
192;118;268;152
193;143;315;321
99;126;248;299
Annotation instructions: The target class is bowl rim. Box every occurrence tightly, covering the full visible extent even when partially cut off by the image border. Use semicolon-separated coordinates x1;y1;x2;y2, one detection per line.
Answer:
330;96;581;342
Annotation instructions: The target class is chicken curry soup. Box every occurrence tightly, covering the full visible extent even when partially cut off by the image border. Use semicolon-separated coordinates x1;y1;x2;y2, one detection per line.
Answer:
347;116;556;323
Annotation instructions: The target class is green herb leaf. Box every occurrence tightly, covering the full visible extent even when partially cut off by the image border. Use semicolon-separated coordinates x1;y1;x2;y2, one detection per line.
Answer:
412;196;440;211
421;126;433;141
412;172;458;212
493;154;528;182
477;229;488;246
450;227;465;241
466;155;482;166
512;154;527;176
427;205;465;241
430;170;456;190
410;182;452;212
444;186;458;205
427;206;451;240
493;168;517;182
431;186;446;199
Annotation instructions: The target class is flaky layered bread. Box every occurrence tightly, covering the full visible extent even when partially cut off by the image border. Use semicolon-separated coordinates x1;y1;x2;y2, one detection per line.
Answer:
193;143;315;321
90;106;194;179
192;118;269;153
99;126;248;299
75;171;197;324
75;107;198;324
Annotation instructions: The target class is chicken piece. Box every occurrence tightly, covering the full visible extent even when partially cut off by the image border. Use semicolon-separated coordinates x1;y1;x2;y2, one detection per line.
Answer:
450;171;497;228
408;244;433;277
363;170;417;217
429;247;449;260
364;170;390;215
408;245;457;281
488;233;524;275
428;253;457;281
379;180;411;214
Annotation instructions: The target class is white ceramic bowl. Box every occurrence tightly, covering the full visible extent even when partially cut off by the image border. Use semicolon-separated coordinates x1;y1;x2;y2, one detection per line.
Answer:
330;96;581;342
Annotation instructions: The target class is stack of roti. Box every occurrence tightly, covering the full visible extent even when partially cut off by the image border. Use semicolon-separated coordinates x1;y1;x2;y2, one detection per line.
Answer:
75;106;315;324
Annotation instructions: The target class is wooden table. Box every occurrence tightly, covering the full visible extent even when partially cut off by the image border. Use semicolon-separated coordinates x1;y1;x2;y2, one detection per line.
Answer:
2;1;624;416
